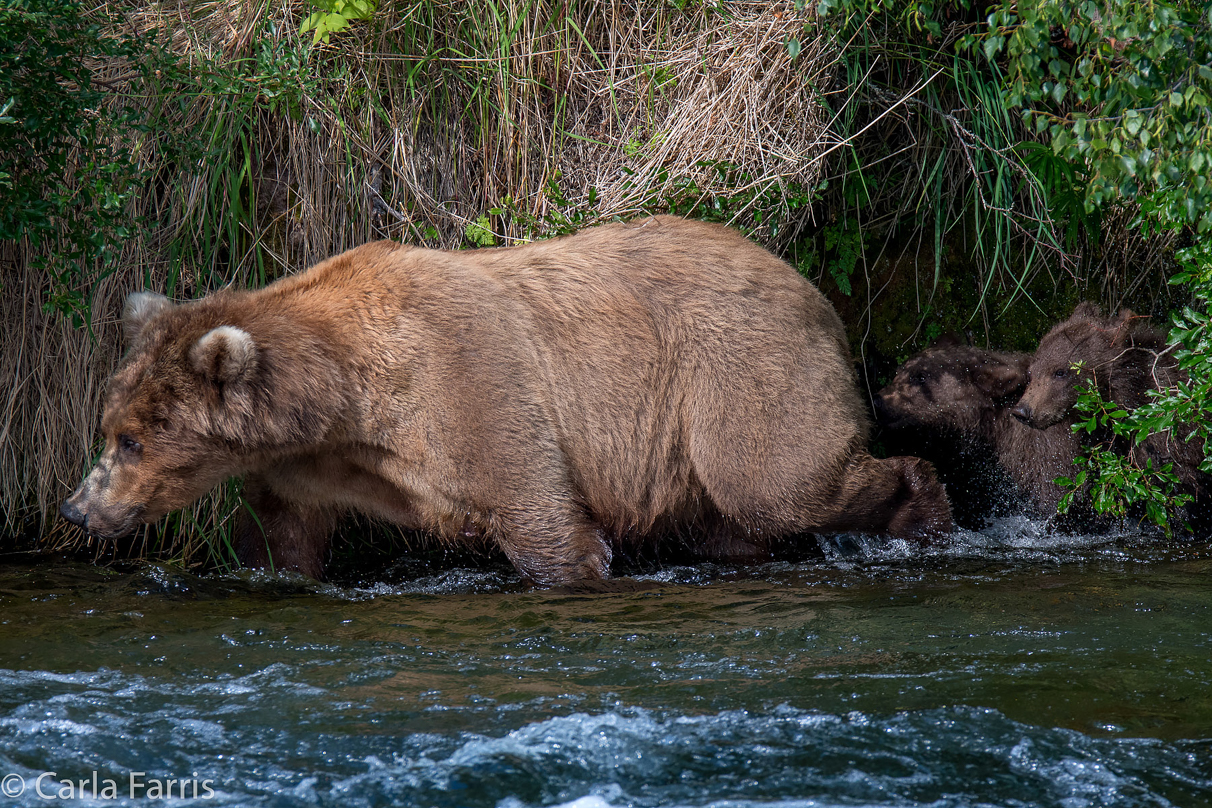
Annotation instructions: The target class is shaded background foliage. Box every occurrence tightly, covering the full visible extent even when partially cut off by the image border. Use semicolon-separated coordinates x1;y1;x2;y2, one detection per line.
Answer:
1;0;1207;566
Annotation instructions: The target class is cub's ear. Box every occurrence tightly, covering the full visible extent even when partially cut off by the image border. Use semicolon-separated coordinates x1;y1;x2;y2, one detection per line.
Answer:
1110;307;1141;346
190;326;257;385
977;355;1029;400
123;291;173;345
1071;300;1102;320
929;332;964;349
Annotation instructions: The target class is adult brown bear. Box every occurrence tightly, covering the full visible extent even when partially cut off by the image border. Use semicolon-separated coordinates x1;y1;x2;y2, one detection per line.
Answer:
62;216;951;584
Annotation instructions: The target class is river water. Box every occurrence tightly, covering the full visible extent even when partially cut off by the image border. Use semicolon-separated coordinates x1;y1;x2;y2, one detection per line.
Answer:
1;521;1209;807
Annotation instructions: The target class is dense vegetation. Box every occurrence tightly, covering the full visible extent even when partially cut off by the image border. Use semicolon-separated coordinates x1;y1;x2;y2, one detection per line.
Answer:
972;0;1212;528
0;0;143;321
1;0;1208;564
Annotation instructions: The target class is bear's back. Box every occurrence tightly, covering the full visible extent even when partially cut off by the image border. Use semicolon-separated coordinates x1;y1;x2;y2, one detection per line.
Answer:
258;217;869;536
471;217;866;533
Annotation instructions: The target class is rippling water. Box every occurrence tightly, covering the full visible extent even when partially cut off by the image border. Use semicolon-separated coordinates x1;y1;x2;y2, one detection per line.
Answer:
1;522;1209;807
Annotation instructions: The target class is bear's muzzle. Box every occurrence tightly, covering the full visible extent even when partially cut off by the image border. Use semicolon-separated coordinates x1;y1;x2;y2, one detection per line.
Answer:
60;469;145;539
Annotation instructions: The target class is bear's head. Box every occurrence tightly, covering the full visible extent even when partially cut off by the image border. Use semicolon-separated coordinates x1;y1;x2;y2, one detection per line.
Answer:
61;290;328;539
875;345;1029;436
1011;302;1162;430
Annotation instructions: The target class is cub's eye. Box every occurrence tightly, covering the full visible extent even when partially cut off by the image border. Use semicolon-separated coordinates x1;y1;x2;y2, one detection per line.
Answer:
1054;368;1069;379
118;434;143;456
909;372;928;386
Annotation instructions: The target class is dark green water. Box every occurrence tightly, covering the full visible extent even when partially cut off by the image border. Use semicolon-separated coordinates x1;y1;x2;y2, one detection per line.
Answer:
1;522;1209;807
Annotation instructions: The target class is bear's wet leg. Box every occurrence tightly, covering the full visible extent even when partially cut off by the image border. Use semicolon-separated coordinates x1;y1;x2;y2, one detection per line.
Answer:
813;453;953;541
696;517;772;563
236;476;339;579
491;504;612;586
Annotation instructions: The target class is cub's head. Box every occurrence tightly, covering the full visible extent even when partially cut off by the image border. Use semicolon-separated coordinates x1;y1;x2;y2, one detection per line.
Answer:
1011;302;1157;430
61;291;265;539
875;345;1029;436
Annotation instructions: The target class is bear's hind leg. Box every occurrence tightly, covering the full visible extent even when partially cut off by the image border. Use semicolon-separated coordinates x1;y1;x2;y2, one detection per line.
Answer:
236;476;339;579
812;453;953;541
695;516;772;563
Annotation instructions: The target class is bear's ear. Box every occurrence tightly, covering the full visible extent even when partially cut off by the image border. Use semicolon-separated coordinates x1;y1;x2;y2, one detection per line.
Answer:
1109;307;1135;346
977;355;1029;400
190;326;257;386
929;332;964;349
1071;301;1102;320
123;291;173;345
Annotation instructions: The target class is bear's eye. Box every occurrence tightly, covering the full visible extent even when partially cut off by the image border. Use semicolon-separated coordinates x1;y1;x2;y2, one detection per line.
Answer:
118;434;143;456
1054;368;1069;379
909;372;928;386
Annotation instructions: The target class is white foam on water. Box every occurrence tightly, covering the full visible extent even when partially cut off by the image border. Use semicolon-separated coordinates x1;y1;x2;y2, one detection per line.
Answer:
0;669;112;687
812;513;1155;569
950;514;1145;554
1006;736;1152;808
0;717;97;736
815;534;917;563
495;784;626;808
546;795;615;808
447;709;666;772
0;686;1196;808
317;573;516;600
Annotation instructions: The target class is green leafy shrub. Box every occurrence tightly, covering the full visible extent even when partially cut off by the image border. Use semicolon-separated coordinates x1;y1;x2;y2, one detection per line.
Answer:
975;1;1212;233
464;215;497;247
1056;385;1194;535
0;0;143;321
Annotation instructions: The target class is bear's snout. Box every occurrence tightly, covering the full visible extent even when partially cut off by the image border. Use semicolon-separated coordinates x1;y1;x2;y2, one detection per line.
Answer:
60;497;86;529
60;469;146;539
872;389;909;430
1009;403;1033;426
872;393;891;419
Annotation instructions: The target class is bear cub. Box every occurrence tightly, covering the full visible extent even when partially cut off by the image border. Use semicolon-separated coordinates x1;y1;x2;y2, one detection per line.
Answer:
1012;302;1207;521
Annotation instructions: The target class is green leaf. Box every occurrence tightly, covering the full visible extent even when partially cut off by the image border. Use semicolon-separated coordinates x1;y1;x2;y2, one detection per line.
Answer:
983;35;1004;61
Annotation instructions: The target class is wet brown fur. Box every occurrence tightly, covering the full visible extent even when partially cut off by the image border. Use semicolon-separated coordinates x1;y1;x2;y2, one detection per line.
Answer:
1015;302;1206;496
64;216;952;584
876;345;1080;515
